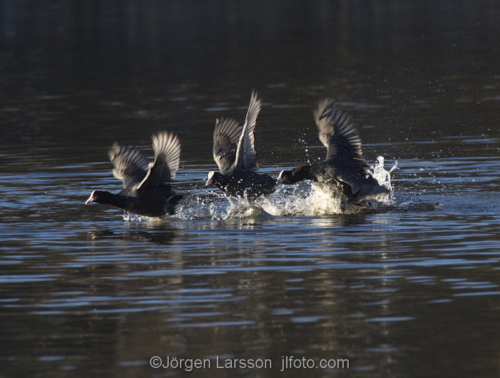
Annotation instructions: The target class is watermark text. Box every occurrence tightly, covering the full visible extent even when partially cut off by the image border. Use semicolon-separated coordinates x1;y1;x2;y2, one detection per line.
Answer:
149;355;349;371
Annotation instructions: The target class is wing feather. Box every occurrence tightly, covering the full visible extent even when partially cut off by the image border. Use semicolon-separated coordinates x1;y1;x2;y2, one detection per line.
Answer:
233;90;261;170
108;143;149;189
313;100;366;166
137;131;181;188
212;117;241;174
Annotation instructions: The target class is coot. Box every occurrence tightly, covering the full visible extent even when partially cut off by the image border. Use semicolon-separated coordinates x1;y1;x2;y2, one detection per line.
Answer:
206;90;275;199
86;131;183;217
277;100;389;203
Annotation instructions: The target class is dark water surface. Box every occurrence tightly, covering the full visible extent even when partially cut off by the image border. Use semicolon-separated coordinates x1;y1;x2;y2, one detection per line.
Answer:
1;1;500;377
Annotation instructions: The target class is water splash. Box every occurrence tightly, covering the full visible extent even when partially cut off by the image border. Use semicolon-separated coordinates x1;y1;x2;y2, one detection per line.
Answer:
173;193;262;220
298;136;312;165
258;182;348;216
122;212;151;222
369;156;398;191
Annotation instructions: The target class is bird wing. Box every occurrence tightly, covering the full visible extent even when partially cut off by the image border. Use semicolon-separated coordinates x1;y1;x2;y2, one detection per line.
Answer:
233;90;261;171
137;131;181;189
108;143;149;189
212;117;242;174
313;99;366;166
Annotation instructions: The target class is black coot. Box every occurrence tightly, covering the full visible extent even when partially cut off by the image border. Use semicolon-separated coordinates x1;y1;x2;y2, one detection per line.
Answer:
206;90;275;199
86;131;183;217
277;100;389;203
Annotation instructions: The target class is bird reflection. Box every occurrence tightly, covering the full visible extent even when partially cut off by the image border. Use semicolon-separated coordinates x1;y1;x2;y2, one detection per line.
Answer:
86;228;179;245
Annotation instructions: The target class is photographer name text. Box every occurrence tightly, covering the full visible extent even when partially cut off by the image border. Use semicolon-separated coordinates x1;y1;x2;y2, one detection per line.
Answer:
150;355;349;371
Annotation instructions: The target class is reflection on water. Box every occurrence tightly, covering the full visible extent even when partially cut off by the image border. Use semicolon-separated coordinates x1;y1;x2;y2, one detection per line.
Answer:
1;1;500;377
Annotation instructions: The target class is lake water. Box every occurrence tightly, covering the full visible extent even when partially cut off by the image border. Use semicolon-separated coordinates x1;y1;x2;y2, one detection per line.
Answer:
1;1;500;377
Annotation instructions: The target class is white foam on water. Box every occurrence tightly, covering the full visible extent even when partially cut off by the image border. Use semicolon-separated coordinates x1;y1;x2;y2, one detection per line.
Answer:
122;212;151;222
173;193;263;220
258;181;345;216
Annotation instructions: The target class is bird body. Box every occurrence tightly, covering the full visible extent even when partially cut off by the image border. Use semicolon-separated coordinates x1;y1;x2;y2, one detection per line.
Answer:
207;169;275;198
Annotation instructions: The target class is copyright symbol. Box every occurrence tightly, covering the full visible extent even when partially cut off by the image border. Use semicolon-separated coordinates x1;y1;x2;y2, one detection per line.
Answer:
150;356;162;368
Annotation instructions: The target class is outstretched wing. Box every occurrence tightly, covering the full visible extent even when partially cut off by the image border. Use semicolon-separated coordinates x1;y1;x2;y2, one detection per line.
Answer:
233;90;261;171
108;143;149;189
213;117;242;174
138;131;181;188
313;100;366;166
